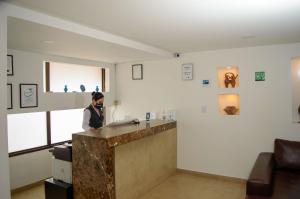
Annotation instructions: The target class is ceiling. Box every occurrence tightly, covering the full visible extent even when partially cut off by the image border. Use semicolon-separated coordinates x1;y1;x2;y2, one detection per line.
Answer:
5;0;300;60
8;17;163;63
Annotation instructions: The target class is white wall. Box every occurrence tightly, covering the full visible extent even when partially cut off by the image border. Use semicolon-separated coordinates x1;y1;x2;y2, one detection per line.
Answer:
9;150;52;190
7;49;115;114
0;7;11;199
7;49;116;189
116;43;300;179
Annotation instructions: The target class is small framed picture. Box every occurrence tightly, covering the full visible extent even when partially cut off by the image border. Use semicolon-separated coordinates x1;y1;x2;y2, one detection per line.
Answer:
146;112;151;121
7;55;14;76
182;63;193;80
20;84;38;108
255;71;265;81
7;84;13;109
202;79;211;87
132;64;143;80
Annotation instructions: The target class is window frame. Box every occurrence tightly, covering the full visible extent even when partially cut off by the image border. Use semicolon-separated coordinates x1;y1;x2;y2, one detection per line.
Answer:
49;108;85;145
44;61;106;93
8;111;72;157
8;107;106;157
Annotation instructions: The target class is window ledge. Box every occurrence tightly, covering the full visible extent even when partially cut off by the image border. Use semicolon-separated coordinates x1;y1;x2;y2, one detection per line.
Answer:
9;140;71;157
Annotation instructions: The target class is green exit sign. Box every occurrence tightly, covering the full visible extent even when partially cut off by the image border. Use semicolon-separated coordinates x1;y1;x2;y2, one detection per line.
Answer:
255;71;265;81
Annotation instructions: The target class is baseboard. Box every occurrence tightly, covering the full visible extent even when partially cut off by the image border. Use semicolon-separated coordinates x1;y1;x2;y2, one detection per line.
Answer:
11;179;46;194
11;170;245;194
176;168;246;184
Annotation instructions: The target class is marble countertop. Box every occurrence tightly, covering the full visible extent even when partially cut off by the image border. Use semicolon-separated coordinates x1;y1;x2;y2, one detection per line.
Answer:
74;119;176;147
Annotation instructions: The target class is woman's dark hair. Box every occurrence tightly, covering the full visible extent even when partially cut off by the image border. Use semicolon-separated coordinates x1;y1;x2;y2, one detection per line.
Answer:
92;92;104;101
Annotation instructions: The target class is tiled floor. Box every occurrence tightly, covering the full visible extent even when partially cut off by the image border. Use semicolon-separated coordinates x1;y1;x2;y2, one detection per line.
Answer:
140;172;246;199
12;184;45;199
12;172;246;199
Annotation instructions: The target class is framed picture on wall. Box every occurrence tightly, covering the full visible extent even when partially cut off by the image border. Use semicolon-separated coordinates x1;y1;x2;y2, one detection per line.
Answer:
20;84;38;108
255;71;265;81
182;63;193;80
7;55;14;76
132;64;143;80
7;84;13;109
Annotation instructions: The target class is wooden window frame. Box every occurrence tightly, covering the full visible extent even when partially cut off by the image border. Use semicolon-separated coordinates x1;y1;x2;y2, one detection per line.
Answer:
102;68;106;92
8;111;71;157
9;63;107;157
45;62;50;92
45;61;106;93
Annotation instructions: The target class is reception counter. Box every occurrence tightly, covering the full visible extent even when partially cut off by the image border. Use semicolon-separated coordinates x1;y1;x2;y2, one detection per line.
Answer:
72;119;177;199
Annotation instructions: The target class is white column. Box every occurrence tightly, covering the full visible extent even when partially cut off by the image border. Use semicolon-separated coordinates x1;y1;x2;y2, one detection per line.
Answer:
0;4;11;199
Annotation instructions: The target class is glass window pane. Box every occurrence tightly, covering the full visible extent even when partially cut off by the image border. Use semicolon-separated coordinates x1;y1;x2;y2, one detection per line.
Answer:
7;112;47;153
49;62;106;92
50;109;84;144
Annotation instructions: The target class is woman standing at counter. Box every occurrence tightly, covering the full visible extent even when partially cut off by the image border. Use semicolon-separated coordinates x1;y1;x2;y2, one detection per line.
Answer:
82;92;104;131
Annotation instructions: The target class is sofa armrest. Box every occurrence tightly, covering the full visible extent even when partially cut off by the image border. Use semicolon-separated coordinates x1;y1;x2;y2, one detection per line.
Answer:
246;152;275;196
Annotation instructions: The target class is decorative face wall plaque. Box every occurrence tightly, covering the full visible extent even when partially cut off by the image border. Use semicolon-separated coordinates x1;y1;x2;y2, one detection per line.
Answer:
224;72;238;88
217;66;239;88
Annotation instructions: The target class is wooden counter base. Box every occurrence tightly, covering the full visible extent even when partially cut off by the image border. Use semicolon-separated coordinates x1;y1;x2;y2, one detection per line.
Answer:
115;128;177;199
72;120;177;199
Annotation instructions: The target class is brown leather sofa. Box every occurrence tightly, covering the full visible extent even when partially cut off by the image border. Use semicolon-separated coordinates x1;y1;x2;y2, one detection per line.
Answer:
246;139;300;199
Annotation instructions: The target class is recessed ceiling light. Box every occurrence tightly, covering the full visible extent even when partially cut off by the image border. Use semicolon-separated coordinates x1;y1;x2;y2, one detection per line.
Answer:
42;40;54;44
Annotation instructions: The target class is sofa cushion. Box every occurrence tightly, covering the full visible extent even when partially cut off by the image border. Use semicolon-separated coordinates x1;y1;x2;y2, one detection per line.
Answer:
246;170;300;199
271;170;300;199
274;139;300;170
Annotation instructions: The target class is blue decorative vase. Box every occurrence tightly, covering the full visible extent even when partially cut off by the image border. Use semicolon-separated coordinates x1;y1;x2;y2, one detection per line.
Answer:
80;85;86;92
96;86;99;92
64;85;68;93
